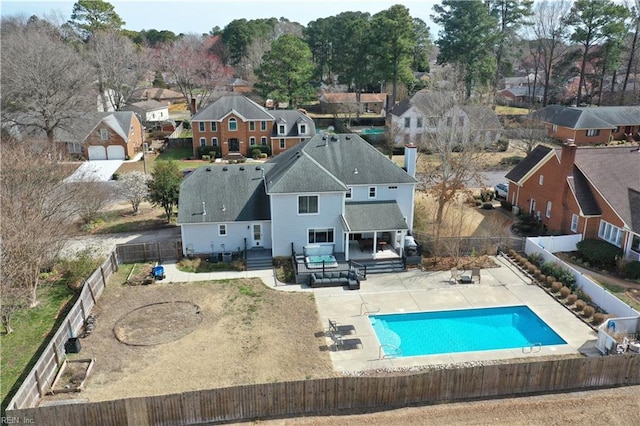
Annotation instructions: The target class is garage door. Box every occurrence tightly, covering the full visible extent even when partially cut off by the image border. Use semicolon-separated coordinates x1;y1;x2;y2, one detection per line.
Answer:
107;145;125;160
88;146;107;160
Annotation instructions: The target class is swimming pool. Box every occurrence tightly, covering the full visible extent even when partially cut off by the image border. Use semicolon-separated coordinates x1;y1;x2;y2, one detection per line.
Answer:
370;306;566;357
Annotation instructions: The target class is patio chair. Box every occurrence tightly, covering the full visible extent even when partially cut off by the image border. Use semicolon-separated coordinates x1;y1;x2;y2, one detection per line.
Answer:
450;268;460;284
471;267;481;283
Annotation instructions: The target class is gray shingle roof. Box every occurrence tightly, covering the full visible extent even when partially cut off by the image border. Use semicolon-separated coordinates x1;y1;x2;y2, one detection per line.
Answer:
192;95;274;121
177;164;272;224
505;145;553;183
574;146;640;232
265;133;416;193
343;201;409;232
269;109;316;137
125;100;166;112
530;105;640;129
567;167;601;216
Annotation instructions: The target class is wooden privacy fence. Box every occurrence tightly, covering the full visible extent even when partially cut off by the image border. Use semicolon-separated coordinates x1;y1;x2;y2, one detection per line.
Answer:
116;240;182;264
413;233;525;257
8;355;640;425
6;252;118;411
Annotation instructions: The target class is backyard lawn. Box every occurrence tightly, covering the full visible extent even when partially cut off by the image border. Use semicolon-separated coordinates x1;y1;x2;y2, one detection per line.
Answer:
0;283;75;405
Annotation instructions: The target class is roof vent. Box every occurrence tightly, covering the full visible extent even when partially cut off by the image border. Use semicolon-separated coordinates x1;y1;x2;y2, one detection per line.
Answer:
256;166;261;170
346;135;351;140
354;168;358;174
322;136;327;140
222;166;228;171
331;135;339;142
239;166;244;171
206;167;212;172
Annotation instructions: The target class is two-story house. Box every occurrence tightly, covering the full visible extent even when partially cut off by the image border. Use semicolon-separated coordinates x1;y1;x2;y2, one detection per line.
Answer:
529;105;640;145
318;92;387;115
178;134;418;261
389;90;502;147
505;142;640;260
191;95;315;158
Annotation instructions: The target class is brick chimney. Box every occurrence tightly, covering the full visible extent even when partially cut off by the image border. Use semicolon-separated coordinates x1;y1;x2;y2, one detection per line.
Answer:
190;98;197;114
404;143;417;177
560;139;577;177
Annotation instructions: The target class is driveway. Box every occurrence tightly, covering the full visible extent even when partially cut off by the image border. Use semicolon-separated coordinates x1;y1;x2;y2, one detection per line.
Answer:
65;160;123;182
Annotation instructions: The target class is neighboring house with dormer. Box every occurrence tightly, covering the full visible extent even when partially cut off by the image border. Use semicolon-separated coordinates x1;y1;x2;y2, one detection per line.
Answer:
505;143;640;261
178;134;417;261
529;105;640;145
83;111;144;160
122;100;169;124
318;92;387;115
389;90;502;146
191;95;315;158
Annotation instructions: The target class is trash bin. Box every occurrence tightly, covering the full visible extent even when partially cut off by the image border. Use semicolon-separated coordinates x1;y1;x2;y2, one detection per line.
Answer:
222;252;232;263
65;337;81;354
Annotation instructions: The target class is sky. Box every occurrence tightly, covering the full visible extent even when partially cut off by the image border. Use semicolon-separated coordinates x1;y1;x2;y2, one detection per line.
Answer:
0;0;441;37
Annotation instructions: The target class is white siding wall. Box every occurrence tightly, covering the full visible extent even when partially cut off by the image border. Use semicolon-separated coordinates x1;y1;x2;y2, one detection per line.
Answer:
346;183;414;231
391;105;424;145
270;192;345;256
181;221;271;255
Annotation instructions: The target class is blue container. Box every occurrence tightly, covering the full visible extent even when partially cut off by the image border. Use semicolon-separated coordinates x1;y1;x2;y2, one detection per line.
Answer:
152;266;165;279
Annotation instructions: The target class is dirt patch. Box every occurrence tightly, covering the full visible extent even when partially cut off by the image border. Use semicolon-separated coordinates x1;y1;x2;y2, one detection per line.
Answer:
113;301;203;346
41;277;335;403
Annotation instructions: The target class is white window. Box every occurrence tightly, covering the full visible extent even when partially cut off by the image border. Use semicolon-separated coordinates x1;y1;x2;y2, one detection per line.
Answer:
308;228;334;244
279;139;285;149
416;118;423;128
228;118;237;131
598;220;624;247
298;195;318;214
538;175;544;185
199;137;206;147
212;137;218;146
552;124;558;132
218;224;227;236
369;187;377;199
586;129;600;137
250;136;256;145
278;124;286;134
345;187;352;199
631;235;640;254
300;124;307;134
545;201;552;218
211;122;217;131
100;128;108;140
571;214;579;232
199;122;205;132
261;137;267;146
404;117;411;128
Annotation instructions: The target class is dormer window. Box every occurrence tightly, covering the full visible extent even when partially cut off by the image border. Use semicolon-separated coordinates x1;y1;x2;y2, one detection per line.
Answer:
228;118;237;131
299;124;306;134
278;124;286;135
100;129;108;140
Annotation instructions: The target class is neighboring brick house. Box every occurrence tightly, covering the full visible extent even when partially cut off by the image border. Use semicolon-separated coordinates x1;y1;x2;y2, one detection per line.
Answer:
318;92;387;115
83;111;144;160
191;95;315;158
505;143;640;260
529;105;640;145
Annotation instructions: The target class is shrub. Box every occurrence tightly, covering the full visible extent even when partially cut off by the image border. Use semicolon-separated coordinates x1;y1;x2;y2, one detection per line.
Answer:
591;313;605;325
500;155;524;165
540;276;550;287
527;264;537;274
576;289;592;303
559;286;571;298
566;294;577;305
575;299;586;311
202;155;210;161
481;202;494;210
251;148;262;159
624;261;640;280
508;249;516;257
582;305;595;318
527;252;544;267
546;276;556;285
500;200;513;211
550;281;562;293
248;144;271;157
540;262;576;290
259;153;267;158
576;238;621;268
197;145;220;159
493;137;509;152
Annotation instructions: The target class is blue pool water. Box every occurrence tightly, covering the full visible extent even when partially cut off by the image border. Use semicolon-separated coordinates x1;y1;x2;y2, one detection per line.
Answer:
370;306;566;357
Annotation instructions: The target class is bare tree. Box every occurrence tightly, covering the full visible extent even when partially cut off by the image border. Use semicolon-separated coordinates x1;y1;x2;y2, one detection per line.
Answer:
0;139;79;308
118;171;150;213
87;29;150;111
530;0;572;106
1;19;93;152
509;117;551;155
157;35;229;114
68;180;115;224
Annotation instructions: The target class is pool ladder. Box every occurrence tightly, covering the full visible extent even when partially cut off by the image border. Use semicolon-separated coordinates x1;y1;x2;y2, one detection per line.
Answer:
360;302;380;316
378;344;402;359
523;342;542;354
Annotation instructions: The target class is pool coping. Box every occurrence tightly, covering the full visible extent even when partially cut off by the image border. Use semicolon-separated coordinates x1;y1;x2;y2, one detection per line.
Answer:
313;255;599;373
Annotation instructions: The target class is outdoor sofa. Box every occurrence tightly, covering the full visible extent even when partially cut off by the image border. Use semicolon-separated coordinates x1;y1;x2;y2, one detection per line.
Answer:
310;270;360;290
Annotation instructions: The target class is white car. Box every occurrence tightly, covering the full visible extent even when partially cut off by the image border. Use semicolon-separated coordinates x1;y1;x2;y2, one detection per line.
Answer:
494;183;508;199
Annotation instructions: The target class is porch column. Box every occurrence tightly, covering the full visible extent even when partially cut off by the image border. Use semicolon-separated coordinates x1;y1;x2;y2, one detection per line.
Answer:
345;232;350;261
373;231;378;255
